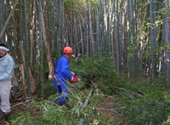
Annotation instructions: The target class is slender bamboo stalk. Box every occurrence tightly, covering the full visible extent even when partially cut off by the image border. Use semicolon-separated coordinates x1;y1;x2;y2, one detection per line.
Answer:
50;0;56;53
116;0;120;74
23;0;31;97
121;1;126;67
0;0;18;40
149;0;157;79
106;0;110;56
100;0;104;57
119;0;122;68
37;0;44;97
0;0;3;43
61;0;65;48
96;0;99;54
127;0;131;78
56;0;61;55
110;0;115;64
164;1;170;87
30;0;36;68
74;15;78;54
87;0;95;54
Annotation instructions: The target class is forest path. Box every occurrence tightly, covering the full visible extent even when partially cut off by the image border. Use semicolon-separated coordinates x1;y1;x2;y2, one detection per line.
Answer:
96;96;123;123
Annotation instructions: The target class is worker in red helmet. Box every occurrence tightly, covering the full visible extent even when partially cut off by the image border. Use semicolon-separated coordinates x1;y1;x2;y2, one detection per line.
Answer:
53;46;78;106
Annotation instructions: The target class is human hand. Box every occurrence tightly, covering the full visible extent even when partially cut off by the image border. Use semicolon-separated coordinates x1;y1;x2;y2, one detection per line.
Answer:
71;72;75;75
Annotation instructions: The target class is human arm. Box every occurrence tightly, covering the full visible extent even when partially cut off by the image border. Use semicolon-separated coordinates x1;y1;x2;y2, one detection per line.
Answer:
61;59;72;79
0;57;15;80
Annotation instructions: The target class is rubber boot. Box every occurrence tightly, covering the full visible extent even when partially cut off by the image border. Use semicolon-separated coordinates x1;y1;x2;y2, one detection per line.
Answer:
63;100;71;108
54;99;63;106
3;113;10;125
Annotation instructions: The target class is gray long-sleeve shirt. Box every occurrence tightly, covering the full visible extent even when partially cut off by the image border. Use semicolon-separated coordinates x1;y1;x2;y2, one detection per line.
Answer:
0;54;15;81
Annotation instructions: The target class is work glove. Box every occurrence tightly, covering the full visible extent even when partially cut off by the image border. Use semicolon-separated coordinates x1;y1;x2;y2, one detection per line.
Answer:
71;71;75;75
70;74;78;83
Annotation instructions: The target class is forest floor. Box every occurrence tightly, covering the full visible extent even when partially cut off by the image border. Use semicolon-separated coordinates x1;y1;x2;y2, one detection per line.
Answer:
96;96;124;123
1;86;123;124
0;87;32;124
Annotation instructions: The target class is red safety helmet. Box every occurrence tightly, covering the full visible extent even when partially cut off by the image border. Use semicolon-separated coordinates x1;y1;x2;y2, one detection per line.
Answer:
64;47;73;54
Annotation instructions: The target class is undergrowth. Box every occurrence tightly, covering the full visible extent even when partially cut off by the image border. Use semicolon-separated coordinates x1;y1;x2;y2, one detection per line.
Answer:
11;56;169;125
115;77;169;125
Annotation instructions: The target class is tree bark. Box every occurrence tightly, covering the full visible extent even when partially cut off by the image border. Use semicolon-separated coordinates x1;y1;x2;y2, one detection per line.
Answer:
37;0;54;80
149;0;157;79
0;0;3;43
127;0;131;78
87;0;95;54
23;0;32;97
164;1;170;87
0;0;18;40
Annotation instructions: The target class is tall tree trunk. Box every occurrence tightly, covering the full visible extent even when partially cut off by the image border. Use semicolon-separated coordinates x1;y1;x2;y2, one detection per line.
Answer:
133;0;138;74
11;0;16;58
149;0;157;79
87;0;95;54
122;1;126;67
127;0;131;78
106;0;110;56
101;0;104;56
85;3;89;56
103;0;108;55
22;0;36;96
69;3;73;47
56;0;62;55
119;0;123;72
18;4;36;96
110;0;115;63
96;0;100;54
0;0;18;40
0;0;3;43
30;0;36;68
86;22;89;56
131;0;135;74
37;0;54;80
115;0;120;74
78;15;84;55
61;0;65;48
37;0;45;97
74;15;78;54
164;1;170;87
23;0;32;97
50;0;56;53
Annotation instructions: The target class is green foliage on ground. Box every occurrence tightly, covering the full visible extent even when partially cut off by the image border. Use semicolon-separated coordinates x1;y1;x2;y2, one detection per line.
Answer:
115;77;169;124
11;56;169;125
70;55;124;95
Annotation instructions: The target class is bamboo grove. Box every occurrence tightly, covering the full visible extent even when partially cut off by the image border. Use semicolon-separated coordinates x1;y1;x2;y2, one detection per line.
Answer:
0;0;169;96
